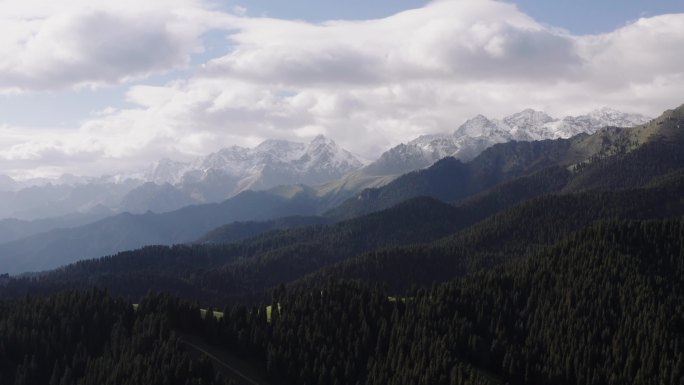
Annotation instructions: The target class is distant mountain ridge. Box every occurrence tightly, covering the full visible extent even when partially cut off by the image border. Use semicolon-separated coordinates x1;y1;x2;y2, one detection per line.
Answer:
11;121;684;303
119;135;363;212
364;107;650;176
0;135;363;219
0;106;650;255
145;135;362;196
1;107;648;221
328;105;678;219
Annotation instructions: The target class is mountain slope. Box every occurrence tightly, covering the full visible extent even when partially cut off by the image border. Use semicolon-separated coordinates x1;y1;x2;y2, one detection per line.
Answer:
327;137;579;219
196;216;333;245
363;108;649;177
0;131;582;274
0;180;142;220
0;189;321;274
329;105;679;219
0;290;229;385
0;209;114;244
134;135;363;207
0;165;574;302
272;219;684;385
0;135;362;225
13;219;682;385
311;169;684;291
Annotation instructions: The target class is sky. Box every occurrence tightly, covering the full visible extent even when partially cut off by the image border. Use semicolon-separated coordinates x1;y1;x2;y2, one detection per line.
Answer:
1;0;683;179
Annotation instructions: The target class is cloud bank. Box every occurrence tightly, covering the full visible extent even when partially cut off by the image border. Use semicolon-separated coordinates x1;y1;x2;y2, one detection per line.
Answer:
1;0;683;178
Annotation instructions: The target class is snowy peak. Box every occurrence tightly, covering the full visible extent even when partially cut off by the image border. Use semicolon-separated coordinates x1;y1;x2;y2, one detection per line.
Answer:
553;108;651;138
364;141;445;176
309;134;332;146
454;108;650;143
303;135;337;159
408;134;460;159
141;135;363;200
299;135;362;173
587;107;650;128
367;107;651;177
213;146;252;164
501;109;558;141
254;139;306;162
454;114;503;138
503;109;556;130
295;140;363;186
144;159;191;185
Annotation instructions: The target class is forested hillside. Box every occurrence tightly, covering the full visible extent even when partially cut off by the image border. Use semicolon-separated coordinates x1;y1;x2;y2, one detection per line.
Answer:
6;218;681;385
1;164;575;305
313;170;684;290
1;197;472;304
5;161;680;307
252;219;684;385
176;218;684;385
0;289;228;385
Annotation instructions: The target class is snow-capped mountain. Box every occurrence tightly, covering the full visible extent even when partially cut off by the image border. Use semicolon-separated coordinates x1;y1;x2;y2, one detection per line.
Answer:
295;135;363;181
0;136;362;219
549;108;652;138
365;108;650;176
0;108;649;220
503;109;557;140
144;159;192;185
136;135;363;204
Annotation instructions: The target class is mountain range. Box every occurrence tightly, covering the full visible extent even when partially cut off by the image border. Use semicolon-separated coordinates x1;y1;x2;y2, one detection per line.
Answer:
143;135;362;199
0;102;679;295
0;135;363;220
0;105;668;274
364;107;650;176
0;108;648;224
18;100;684;292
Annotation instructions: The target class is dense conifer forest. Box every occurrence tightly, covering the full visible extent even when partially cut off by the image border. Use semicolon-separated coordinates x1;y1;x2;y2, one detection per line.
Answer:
4;217;681;385
0;289;228;385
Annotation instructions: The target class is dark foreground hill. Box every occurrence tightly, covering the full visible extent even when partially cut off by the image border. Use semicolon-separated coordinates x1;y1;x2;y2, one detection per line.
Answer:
0;289;230;385
307;170;684;290
252;218;684;385
3;217;682;385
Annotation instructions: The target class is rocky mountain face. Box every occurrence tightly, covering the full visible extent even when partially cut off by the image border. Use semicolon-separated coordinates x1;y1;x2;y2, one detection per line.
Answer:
364;108;650;176
138;135;363;206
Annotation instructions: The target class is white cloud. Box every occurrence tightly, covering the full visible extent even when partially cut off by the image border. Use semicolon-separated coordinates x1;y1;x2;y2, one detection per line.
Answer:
578;14;684;89
0;0;224;92
202;1;581;85
1;0;684;178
